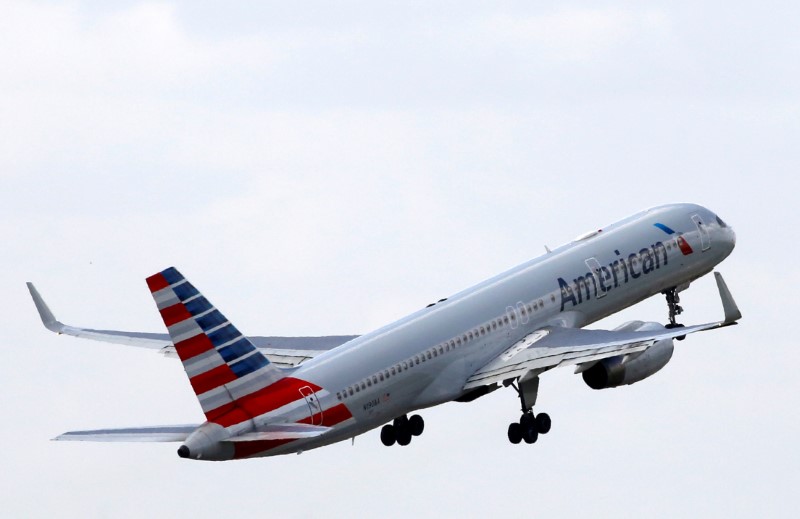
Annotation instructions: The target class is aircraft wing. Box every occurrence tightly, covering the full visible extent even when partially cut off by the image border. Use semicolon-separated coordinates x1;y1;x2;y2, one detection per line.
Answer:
464;272;741;390
27;283;358;368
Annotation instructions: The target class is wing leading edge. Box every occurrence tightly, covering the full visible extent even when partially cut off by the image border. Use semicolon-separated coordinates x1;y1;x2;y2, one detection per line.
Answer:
27;282;358;367
464;272;741;390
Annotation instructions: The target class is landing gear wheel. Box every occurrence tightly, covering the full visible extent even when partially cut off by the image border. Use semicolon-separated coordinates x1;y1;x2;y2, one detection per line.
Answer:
380;424;396;446
508;422;522;444
522;423;538;444
396;428;412;446
520;413;534;429
535;413;551;434
409;415;424;437
665;322;686;341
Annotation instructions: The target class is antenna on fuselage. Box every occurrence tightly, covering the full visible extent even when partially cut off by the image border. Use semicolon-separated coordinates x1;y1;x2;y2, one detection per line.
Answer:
545;245;552;253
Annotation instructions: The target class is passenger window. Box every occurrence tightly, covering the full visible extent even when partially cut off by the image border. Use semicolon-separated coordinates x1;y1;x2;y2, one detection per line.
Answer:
438;346;444;354
428;351;433;359
367;379;372;387
372;375;378;384
349;387;354;396
379;373;384;382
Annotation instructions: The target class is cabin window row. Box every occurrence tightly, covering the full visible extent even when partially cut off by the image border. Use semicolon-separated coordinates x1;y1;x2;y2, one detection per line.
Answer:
335;296;550;401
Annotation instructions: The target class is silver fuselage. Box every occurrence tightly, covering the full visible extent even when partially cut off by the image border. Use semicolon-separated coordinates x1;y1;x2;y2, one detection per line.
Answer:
258;203;735;456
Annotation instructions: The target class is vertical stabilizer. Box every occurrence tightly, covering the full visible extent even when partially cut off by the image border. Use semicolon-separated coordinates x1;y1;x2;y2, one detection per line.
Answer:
146;267;287;422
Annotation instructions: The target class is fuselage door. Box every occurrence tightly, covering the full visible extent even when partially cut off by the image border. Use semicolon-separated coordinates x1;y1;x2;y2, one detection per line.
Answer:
299;386;323;425
584;257;608;298
691;214;711;251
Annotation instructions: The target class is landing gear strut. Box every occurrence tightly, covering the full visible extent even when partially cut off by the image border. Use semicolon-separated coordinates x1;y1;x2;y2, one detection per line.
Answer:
506;371;551;445
663;287;683;326
663;287;686;340
380;414;424;447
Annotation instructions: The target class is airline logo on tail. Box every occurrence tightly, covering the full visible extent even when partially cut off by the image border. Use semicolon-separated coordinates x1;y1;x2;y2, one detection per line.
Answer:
146;267;353;459
147;267;332;429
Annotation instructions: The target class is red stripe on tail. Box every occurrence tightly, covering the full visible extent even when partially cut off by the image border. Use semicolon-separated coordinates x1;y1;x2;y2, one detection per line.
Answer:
160;303;193;327
146;273;170;293
189;364;238;395
173;334;215;361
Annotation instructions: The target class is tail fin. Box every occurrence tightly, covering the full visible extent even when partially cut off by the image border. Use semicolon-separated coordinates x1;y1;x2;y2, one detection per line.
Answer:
146;267;286;422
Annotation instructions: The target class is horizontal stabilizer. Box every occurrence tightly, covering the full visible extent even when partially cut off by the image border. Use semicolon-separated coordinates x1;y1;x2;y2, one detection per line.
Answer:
54;425;199;442
227;423;331;442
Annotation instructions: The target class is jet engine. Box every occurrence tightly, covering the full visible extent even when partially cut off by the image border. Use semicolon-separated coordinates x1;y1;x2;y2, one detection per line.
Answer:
581;321;675;390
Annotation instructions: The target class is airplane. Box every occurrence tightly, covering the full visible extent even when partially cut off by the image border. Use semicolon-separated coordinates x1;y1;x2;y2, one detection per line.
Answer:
28;203;740;461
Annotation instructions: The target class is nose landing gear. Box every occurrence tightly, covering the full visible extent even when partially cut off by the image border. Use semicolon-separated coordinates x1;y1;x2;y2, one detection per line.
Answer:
663;286;687;340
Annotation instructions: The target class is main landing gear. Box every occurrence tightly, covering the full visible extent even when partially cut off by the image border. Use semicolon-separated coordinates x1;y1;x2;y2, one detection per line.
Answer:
506;371;551;445
380;414;424;447
662;286;686;340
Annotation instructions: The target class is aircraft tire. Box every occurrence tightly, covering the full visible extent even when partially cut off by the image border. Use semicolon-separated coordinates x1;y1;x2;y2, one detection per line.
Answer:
396;428;412;446
522;424;538;444
380;424;396;446
508;423;522;444
520;413;534;429
409;415;424;436
535;413;551;434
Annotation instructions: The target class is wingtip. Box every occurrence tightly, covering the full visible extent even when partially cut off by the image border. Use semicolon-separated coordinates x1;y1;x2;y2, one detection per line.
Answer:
714;272;742;324
27;282;63;332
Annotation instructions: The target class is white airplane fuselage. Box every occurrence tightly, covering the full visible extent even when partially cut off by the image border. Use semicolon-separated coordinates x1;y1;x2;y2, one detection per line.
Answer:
240;203;735;458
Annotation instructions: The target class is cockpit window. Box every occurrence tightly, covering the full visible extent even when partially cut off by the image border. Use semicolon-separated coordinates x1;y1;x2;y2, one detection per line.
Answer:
716;216;728;228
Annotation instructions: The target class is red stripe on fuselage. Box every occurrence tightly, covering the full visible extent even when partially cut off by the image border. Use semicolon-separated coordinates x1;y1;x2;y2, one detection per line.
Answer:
159;303;192;327
190;364;238;395
173;333;214;361
146;273;170;293
297;403;353;427
232;403;354;459
233;438;294;459
212;377;323;428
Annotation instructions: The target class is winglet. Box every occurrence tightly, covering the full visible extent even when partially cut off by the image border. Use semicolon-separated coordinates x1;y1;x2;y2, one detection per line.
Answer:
714;272;742;324
26;282;65;333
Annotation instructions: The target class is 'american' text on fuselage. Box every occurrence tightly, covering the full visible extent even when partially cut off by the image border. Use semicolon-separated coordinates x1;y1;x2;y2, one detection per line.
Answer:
558;242;669;311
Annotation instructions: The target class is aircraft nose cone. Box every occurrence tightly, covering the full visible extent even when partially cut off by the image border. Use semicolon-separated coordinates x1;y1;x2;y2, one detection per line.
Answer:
177;445;190;458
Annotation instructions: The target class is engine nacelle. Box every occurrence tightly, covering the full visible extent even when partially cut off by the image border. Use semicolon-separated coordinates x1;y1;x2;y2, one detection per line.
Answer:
582;321;675;390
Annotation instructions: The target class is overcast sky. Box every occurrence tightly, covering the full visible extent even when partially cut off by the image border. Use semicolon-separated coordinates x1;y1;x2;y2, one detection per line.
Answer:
2;1;798;517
